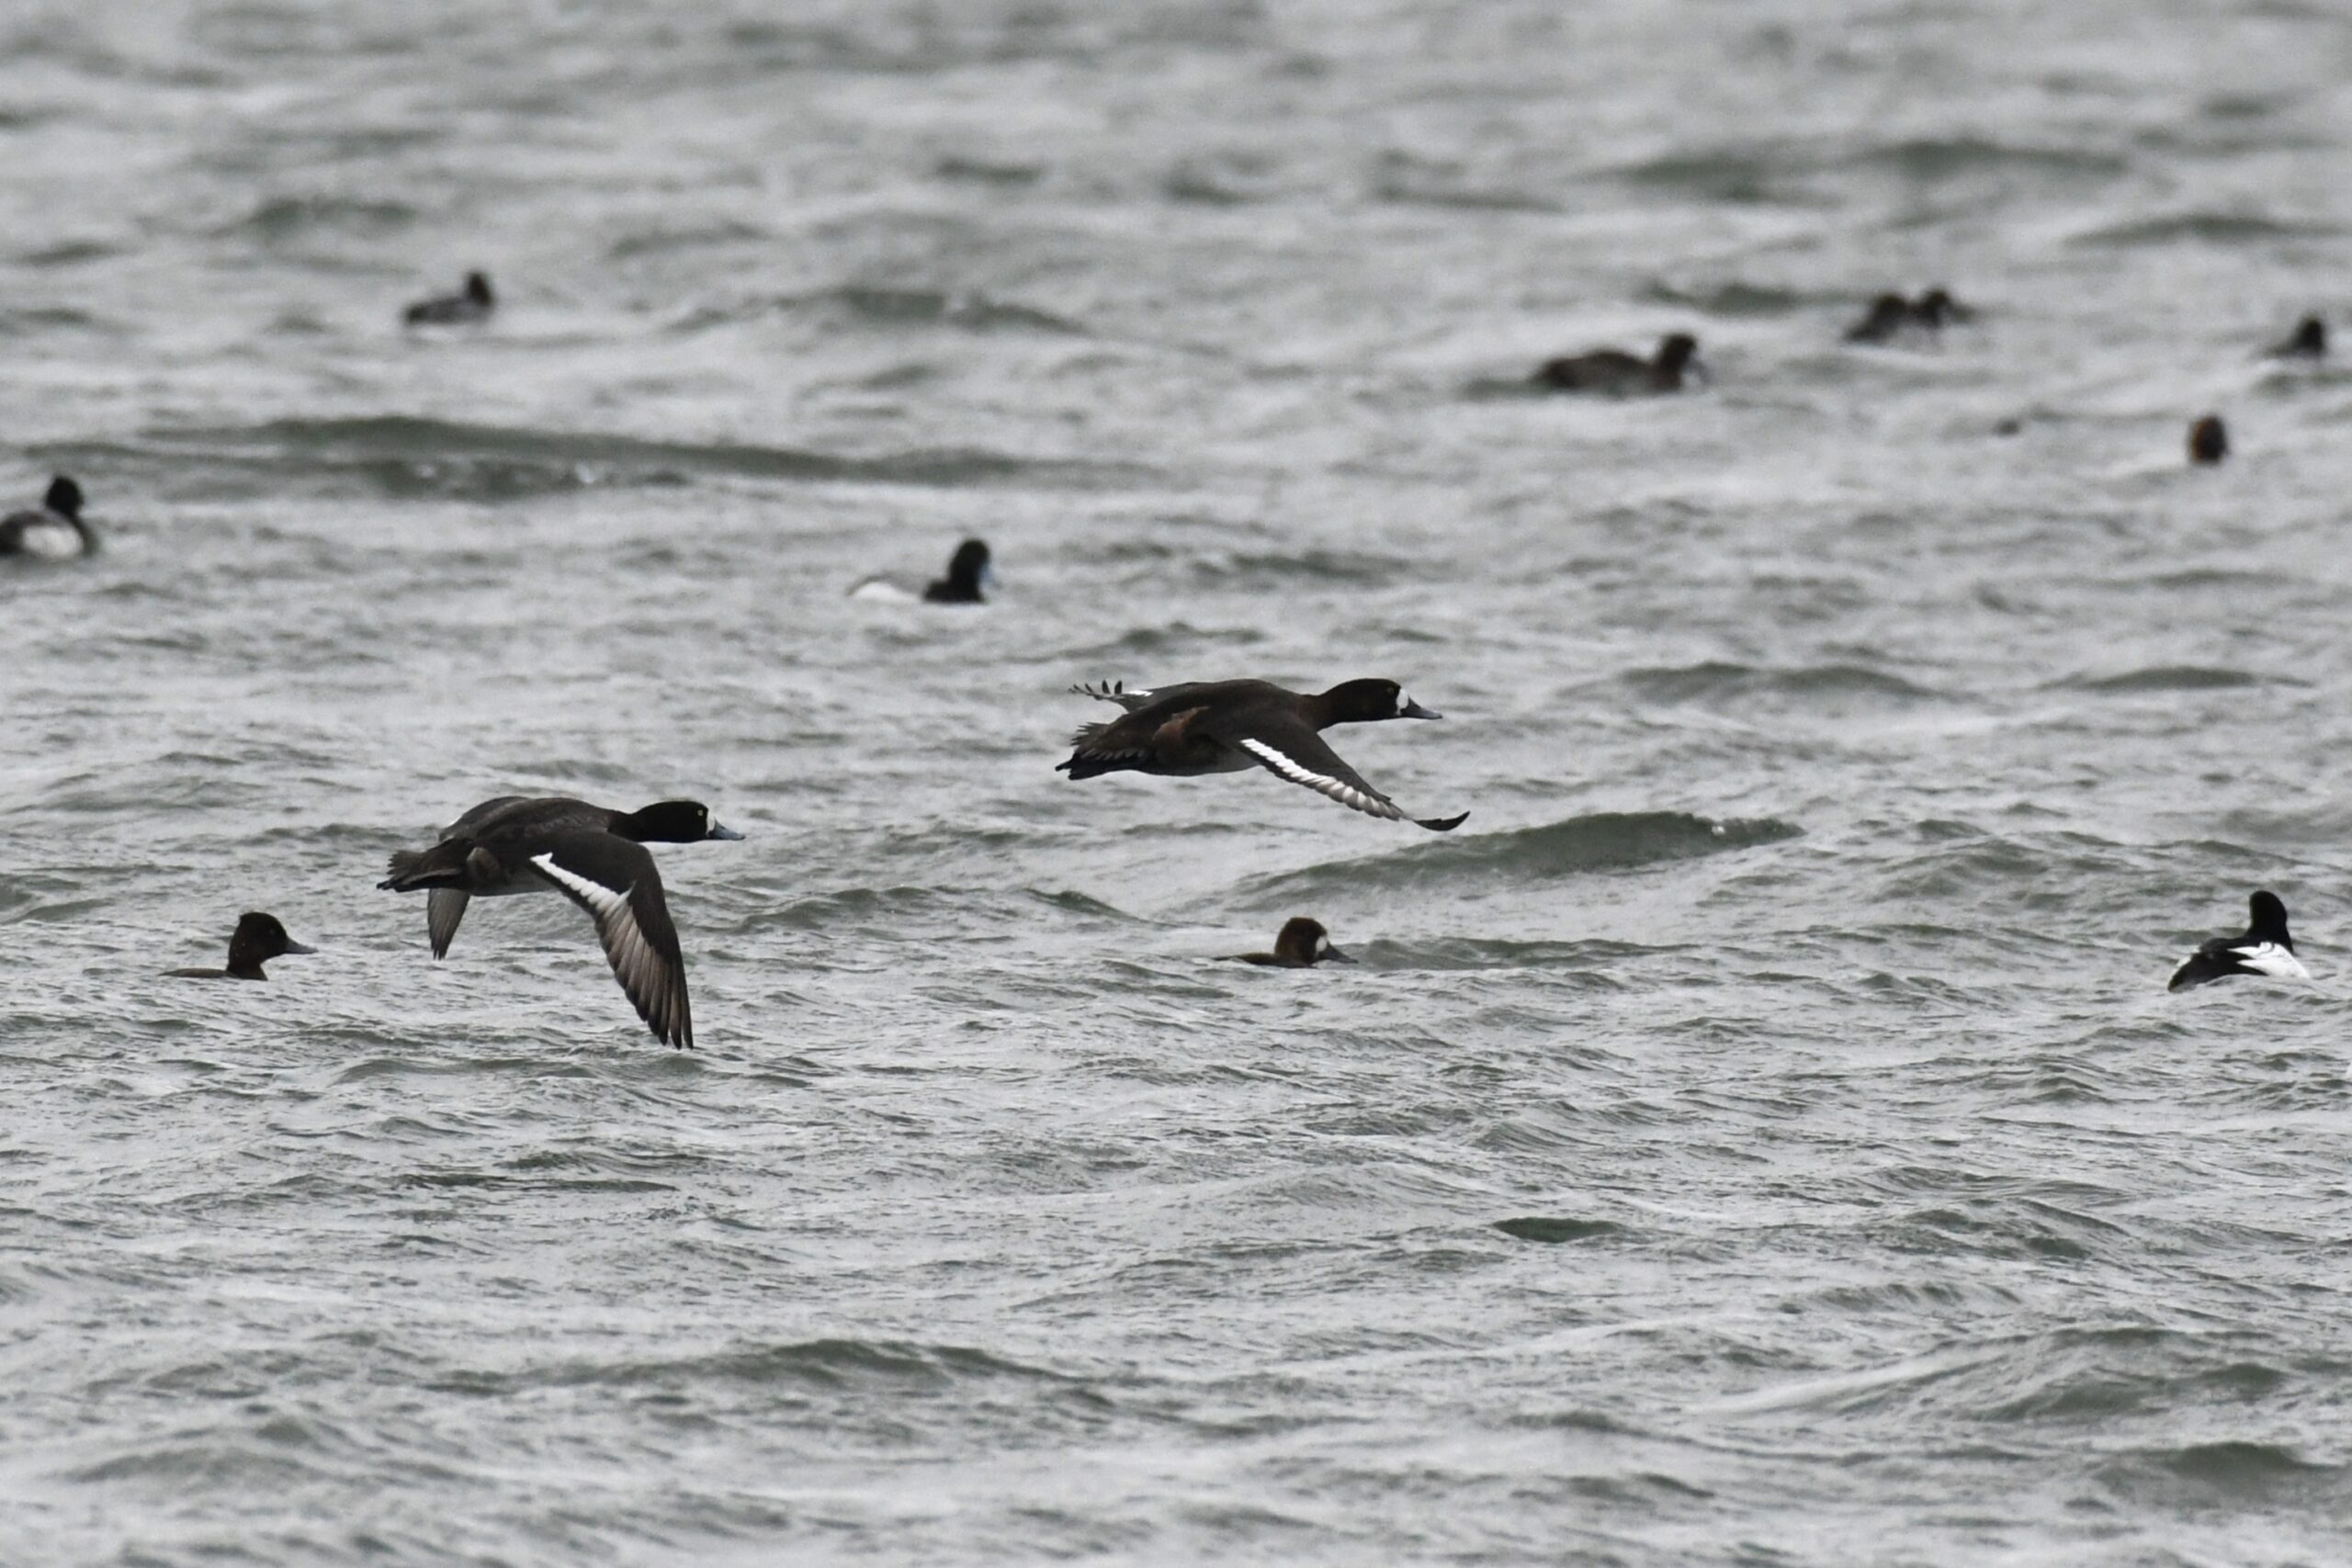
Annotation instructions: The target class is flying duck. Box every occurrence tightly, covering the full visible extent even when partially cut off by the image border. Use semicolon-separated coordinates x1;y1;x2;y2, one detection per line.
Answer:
0;476;96;558
379;795;743;1048
1058;678;1467;830
2168;890;2309;991
403;271;494;326
1231;917;1353;967
166;912;316;981
1533;332;1702;395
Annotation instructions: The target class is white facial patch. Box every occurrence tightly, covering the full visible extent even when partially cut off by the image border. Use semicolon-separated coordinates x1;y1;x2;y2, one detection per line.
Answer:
1396;691;1413;714
1238;738;1402;820
1316;933;1331;954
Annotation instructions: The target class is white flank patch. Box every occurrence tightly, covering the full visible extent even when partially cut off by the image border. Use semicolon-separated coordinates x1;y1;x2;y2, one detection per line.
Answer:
17;521;84;559
532;853;632;919
2230;943;2312;980
1238;737;1400;819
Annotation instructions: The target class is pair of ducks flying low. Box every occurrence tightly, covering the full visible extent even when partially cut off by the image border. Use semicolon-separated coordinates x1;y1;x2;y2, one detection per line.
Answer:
360;678;1460;1045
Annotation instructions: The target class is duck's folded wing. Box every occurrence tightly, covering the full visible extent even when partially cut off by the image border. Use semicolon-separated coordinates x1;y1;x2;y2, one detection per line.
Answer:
427;889;469;959
441;795;529;837
2166;942;2229;991
1234;730;1467;831
454;795;619;839
527;838;694;1048
1060;705;1211;775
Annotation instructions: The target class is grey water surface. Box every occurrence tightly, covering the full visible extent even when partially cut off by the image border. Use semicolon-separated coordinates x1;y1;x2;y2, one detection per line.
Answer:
6;2;2352;1563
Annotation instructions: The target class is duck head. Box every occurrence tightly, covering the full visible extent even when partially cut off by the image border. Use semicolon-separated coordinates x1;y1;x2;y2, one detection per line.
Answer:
44;475;84;519
616;800;745;842
1322;678;1442;723
1275;917;1353;966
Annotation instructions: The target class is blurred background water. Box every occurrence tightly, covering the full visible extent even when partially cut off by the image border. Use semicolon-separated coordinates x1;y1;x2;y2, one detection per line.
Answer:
5;1;2352;1562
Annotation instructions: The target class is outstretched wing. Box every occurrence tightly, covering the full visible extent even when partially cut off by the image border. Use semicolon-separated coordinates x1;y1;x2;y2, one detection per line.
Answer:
1235;730;1466;831
427;889;469;959
527;840;694;1048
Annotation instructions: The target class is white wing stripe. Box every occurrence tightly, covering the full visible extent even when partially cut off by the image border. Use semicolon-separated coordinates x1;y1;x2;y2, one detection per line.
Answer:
1237;738;1404;820
532;853;633;920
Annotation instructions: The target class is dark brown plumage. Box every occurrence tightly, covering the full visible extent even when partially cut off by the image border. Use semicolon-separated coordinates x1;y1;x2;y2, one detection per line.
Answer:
1533;332;1701;395
166;912;315;981
1232;918;1353;968
2188;413;2229;466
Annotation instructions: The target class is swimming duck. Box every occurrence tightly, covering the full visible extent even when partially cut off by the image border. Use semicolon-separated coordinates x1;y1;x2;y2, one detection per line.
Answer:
850;538;994;604
1844;288;1973;344
379;796;743;1048
2188;413;2229;465
925;538;992;603
165;912;316;981
1059;678;1467;830
1843;292;1913;344
2264;315;2326;359
2168;890;2309;991
1232;917;1353;967
403;271;494;326
1914;288;1973;326
0;475;96;558
1533;333;1701;395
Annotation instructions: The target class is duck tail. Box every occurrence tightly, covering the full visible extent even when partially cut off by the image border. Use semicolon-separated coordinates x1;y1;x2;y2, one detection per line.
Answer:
1057;750;1136;782
379;847;460;892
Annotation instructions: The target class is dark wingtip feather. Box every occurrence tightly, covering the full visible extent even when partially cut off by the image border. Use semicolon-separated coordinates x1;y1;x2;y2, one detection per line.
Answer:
1416;811;1470;832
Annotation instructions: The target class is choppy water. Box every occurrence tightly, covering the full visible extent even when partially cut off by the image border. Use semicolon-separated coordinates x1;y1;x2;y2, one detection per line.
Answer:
7;2;2352;1563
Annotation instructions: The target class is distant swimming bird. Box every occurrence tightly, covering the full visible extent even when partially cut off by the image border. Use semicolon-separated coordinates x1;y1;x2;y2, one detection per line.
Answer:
1914;287;1973;326
379;796;743;1047
1845;288;1973;344
851;538;995;604
0;475;96;558
1533;333;1702;395
925;538;992;603
1844;292;1913;344
2264;315;2327;359
1059;678;1467;830
2168;890;2309;991
403;271;494;325
2188;413;2229;465
165;912;315;981
1232;917;1353;968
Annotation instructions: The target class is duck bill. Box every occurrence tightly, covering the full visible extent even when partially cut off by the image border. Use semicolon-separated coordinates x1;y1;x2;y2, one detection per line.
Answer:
1321;945;1358;964
1399;699;1442;719
282;940;318;955
706;821;746;840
